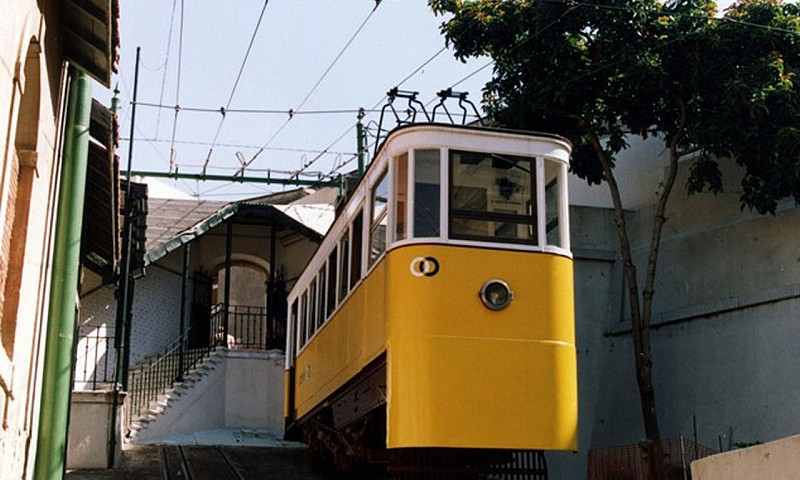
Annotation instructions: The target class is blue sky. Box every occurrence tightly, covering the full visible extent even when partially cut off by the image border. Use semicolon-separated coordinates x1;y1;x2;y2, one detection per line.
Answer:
110;0;737;200
111;0;494;199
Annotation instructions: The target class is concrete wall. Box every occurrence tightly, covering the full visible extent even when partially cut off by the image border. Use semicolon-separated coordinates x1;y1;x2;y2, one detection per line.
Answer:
691;435;800;480
0;2;70;478
66;391;124;469
552;155;800;478
224;350;285;429
134;349;285;442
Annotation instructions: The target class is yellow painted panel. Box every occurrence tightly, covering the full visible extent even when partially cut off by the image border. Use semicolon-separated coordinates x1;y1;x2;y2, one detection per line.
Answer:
294;262;388;419
385;245;577;450
389;336;578;450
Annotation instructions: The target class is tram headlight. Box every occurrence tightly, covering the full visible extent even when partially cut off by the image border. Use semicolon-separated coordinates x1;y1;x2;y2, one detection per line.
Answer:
479;279;513;311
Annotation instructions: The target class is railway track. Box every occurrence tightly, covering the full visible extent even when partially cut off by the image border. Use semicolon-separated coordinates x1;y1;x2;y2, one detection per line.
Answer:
161;446;244;480
158;445;342;480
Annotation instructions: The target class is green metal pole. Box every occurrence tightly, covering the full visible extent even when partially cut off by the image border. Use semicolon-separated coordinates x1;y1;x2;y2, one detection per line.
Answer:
33;67;92;480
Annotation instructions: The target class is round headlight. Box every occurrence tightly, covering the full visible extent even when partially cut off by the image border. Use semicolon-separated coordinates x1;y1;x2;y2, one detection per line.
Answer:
479;279;513;311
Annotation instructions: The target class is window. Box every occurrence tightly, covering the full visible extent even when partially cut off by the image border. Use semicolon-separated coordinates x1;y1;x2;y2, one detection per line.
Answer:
544;160;562;247
299;291;308;347
449;150;536;244
350;211;363;288
290;300;298;354
370;171;389;265
2;40;40;359
339;232;350;302
395;153;408;241
326;249;337;317
414;149;440;237
308;280;317;337
316;266;326;328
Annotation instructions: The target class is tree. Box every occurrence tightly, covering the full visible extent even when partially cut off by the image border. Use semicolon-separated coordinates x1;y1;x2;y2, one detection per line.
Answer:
430;0;800;443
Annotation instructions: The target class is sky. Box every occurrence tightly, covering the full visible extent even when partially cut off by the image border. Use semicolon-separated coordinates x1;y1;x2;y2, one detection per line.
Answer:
109;0;738;200
109;0;495;200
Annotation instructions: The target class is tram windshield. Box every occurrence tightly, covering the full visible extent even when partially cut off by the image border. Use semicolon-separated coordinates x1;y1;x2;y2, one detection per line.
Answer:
449;150;536;244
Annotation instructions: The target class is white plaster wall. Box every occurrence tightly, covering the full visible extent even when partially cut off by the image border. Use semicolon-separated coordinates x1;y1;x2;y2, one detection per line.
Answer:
224;350;284;430
691;434;800;480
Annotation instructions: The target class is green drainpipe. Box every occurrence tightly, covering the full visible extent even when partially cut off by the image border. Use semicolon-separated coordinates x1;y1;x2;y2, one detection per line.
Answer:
33;67;92;480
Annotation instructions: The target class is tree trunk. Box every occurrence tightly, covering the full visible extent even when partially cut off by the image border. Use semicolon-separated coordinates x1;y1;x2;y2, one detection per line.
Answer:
588;133;662;442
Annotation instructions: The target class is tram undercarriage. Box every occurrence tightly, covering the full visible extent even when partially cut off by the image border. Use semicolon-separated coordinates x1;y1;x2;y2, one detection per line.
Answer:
288;359;549;479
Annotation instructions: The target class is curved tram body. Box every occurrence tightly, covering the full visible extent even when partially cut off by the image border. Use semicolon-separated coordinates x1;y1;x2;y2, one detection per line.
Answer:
285;124;577;477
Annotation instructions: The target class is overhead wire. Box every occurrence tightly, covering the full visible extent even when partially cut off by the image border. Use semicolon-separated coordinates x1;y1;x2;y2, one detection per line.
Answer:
241;0;383;175
154;0;179;136
293;20;466;179
167;0;184;173
120;136;354;156
133;101;381;116
201;0;272;175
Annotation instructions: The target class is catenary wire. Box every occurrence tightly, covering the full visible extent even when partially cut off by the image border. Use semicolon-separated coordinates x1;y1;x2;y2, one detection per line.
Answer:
167;0;184;173
155;0;179;136
241;1;383;174
201;0;272;174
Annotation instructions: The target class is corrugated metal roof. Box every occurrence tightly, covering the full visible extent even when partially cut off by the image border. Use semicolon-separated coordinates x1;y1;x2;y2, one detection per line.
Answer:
144;198;230;253
143;195;329;266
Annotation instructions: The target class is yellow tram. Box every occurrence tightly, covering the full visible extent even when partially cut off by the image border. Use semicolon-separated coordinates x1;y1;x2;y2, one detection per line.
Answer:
284;123;577;474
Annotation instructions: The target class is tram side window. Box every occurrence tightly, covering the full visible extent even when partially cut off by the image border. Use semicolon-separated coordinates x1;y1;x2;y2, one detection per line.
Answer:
300;291;308;347
395;153;408;241
449;150;536;244
370;171;389;266
350;211;363;288
317;266;326;328
308;280;317;338
414;149;440;237
544;160;562;247
290;299;298;355
339;231;350;302
326;249;337;317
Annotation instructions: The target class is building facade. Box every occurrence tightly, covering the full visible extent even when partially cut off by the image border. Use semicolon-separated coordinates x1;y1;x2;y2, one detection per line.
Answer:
0;1;117;478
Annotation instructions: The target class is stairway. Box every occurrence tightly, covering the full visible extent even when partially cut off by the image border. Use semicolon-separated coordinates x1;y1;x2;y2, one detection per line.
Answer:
127;348;226;442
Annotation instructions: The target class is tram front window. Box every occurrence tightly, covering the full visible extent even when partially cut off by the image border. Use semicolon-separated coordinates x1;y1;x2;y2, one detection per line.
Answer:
449;150;536;244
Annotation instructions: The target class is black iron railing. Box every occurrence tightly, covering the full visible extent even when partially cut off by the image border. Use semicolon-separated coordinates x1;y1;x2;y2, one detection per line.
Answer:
127;328;207;421
74;326;116;390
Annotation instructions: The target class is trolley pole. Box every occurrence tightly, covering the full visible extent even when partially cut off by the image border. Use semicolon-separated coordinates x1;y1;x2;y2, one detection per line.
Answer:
109;46;141;467
357;108;366;176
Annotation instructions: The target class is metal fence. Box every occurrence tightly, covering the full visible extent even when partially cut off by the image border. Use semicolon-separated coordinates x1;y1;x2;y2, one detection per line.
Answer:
73;326;116;391
227;304;268;349
588;437;717;480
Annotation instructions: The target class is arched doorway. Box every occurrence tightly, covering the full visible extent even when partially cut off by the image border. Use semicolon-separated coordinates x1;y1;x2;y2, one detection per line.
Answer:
211;258;270;349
